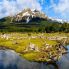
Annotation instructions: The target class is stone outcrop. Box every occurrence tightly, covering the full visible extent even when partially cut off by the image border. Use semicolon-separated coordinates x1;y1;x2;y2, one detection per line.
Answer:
25;43;39;52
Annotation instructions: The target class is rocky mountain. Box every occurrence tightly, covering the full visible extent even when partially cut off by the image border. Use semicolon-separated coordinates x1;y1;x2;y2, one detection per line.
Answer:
0;8;68;24
9;8;68;24
11;8;48;23
0;8;69;32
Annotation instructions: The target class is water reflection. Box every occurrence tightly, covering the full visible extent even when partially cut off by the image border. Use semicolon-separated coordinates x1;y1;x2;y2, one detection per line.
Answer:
0;46;69;69
57;45;69;69
0;50;56;69
0;50;42;69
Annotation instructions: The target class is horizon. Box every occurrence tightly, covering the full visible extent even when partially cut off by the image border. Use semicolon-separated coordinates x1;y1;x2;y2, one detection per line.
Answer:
0;0;69;21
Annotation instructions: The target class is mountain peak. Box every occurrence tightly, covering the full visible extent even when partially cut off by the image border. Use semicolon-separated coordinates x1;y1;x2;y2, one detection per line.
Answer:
11;8;47;23
10;8;68;23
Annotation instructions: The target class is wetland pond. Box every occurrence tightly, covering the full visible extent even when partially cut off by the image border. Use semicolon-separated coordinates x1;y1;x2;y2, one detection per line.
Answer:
0;45;69;69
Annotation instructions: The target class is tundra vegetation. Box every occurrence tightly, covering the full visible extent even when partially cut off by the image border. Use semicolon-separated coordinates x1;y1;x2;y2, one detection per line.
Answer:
0;32;68;62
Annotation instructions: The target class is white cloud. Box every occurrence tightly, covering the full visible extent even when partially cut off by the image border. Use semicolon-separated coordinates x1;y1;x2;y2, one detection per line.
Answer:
52;0;69;12
16;0;42;10
51;0;69;20
0;0;42;18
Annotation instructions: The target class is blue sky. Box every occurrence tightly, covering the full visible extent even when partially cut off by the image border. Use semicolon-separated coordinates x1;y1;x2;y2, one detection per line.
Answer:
0;0;69;21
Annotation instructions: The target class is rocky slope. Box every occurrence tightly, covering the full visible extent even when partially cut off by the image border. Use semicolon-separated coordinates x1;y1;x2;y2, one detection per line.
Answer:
11;8;47;23
10;8;67;24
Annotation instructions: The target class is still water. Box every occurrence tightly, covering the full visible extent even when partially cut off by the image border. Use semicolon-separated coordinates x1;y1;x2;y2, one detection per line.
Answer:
0;46;69;69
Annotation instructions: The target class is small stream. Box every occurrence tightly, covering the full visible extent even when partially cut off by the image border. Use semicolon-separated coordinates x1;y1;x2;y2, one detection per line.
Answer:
0;46;69;69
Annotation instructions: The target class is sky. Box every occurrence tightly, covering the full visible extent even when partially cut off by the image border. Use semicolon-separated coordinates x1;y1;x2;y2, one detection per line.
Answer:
0;0;69;21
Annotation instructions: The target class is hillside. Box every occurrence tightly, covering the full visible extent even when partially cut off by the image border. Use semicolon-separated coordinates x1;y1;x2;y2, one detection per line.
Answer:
0;8;69;33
